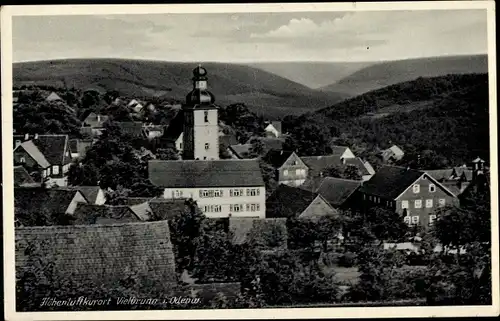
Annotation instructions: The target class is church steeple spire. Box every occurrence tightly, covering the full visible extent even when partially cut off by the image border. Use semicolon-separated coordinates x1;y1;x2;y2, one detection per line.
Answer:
186;64;215;105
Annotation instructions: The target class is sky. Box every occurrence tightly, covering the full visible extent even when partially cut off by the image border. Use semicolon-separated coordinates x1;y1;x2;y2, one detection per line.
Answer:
12;10;488;63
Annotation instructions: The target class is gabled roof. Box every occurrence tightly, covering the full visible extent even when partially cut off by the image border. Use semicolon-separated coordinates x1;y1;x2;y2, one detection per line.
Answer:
228;144;252;159
14;166;37;186
363;160;376;175
65;186;102;204
300;176;325;192
262;149;295;168
316;177;363;207
83;112;109;126
266;184;319;218
148;199;188;220
345;157;373;176
386;145;405;156
15;187;84;216
45;92;64;102
330;145;350;157
24;134;72;166
148;159;264;188
14;140;50;168
73;203;142;225
271;121;282;135
15;221;177;287
425;167;473;182
359;166;426;199
229;217;287;249
301;155;341;177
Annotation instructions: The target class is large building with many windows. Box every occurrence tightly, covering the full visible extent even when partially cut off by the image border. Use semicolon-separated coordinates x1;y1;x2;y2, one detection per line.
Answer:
148;65;266;218
357;165;459;229
149;159;265;218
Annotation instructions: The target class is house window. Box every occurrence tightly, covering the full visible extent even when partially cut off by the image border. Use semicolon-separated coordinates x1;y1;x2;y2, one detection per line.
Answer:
204;111;209;123
200;190;214;198
426;199;433;208
230;204;242;212
53;166;59;175
205;143;210;150
429;184;436;192
413;184;420;193
179;143;183;150
414;200;422;208
295;169;301;175
429;214;437;226
214;205;222;212
20;157;26;163
214;190;223;197
283;170;289;176
175;190;183;198
230;189;243;197
404;216;411;225
438;199;446;207
412;216;420;224
247;188;259;196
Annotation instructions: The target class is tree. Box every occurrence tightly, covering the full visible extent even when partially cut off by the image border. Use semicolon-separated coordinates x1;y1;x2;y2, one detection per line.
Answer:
284;121;332;156
343;164;362;180
258;159;278;198
248;137;265;158
80;90;101;109
156;148;179;161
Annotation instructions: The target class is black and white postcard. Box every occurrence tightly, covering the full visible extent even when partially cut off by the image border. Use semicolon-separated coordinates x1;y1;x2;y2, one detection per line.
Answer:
1;2;498;320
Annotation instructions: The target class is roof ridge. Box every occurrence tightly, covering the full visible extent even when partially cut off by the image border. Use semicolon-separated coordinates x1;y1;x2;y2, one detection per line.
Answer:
15;220;169;230
323;176;363;183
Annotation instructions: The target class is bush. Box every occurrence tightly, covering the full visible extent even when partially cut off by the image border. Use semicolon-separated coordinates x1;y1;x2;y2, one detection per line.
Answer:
338;252;358;267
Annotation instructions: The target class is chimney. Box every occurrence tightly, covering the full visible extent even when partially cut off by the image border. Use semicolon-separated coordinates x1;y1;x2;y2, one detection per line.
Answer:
34;133;39;140
97;115;101;122
24;133;29;141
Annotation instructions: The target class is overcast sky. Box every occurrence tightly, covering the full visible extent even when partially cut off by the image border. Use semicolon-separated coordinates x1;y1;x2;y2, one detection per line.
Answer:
13;10;488;63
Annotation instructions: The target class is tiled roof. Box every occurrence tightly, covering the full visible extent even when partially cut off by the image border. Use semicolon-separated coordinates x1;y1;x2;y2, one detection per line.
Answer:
316;177;363;207
219;134;239;150
389;145;405;156
148;159;264;188
425;167;473;182
229;217;287;249
245;137;284;152
33;135;71;165
115;122;145;137
14;166;37;186
266;184;319;218
65;186;102;204
301;155;341;177
330;145;349;157
73;203;142;225
228;144;251;158
345;157;372;176
15;140;50;168
45;92;63;102
262;149;294;168
15;187;83;217
300;176;325;192
359;166;424;199
15;221;177;287
148;199;188;221
271;121;282;135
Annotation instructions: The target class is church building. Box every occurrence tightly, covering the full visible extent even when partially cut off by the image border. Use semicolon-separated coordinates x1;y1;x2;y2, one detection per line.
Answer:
149;66;266;218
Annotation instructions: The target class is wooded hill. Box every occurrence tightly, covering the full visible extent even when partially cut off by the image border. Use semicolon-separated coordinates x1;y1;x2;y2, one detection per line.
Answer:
13;59;348;119
287;73;490;169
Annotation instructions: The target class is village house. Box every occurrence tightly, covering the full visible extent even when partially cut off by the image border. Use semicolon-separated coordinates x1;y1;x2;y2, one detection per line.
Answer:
263;121;282;138
266;184;338;220
311;177;363;209
381;145;405;162
72;203;147;225
14;165;40;187
357;165;459;228
14;187;88;226
148;159;265;218
301;154;374;181
64;186;106;205
126;197;193;221
14;134;73;187
263;150;309;187
330;145;356;161
80;112;109;137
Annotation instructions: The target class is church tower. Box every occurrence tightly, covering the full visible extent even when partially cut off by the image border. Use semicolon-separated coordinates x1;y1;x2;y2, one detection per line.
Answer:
182;65;219;160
